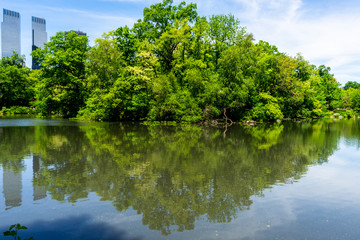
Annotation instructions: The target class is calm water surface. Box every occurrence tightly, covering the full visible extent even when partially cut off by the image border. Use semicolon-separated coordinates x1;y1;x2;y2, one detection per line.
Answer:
0;118;360;239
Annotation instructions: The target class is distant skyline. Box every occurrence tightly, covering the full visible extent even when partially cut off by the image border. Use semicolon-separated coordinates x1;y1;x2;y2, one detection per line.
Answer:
1;9;21;58
31;16;47;69
1;0;360;85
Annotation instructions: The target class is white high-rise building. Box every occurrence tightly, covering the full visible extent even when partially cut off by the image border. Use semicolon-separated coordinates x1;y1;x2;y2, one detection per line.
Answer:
32;16;47;69
1;9;21;58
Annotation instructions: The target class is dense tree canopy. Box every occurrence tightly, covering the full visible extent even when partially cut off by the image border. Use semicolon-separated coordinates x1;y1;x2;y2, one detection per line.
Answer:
1;0;359;121
0;53;35;108
32;31;89;117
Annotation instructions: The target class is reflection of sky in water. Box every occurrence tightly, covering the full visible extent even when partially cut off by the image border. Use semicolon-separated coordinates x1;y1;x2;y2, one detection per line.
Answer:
1;148;359;240
213;139;360;240
0;156;155;240
1;123;360;239
0;118;88;127
158;139;360;240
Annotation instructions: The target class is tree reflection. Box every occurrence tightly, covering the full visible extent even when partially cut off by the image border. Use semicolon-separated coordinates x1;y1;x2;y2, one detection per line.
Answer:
1;119;359;235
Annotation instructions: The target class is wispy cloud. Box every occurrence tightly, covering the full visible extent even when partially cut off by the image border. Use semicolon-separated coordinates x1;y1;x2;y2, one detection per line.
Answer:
41;6;136;24
233;0;302;21
196;0;359;84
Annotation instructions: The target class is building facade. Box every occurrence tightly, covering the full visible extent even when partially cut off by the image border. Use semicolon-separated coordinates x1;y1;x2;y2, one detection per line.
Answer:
32;16;47;69
1;9;21;58
65;30;87;36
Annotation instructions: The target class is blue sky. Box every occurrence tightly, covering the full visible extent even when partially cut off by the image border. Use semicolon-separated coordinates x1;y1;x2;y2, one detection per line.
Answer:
1;0;360;85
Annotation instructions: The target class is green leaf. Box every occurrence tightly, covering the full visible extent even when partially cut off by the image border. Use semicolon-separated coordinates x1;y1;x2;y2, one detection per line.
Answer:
4;230;15;236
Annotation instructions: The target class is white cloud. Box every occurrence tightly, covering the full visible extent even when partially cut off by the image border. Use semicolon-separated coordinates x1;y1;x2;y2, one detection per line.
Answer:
41;6;135;25
234;0;302;21
219;0;360;84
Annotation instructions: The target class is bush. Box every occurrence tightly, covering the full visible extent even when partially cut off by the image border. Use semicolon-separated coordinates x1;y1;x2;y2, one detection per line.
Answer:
148;90;202;122
249;93;284;121
1;106;36;115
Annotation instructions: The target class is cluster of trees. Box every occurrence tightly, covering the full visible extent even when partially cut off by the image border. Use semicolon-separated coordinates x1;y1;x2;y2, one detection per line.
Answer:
0;54;35;108
1;0;360;122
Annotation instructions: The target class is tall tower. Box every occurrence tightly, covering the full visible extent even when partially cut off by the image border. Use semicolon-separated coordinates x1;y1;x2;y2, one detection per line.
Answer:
1;9;21;58
31;16;47;69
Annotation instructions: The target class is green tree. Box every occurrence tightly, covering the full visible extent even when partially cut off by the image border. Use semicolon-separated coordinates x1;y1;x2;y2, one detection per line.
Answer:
79;33;126;121
0;53;34;108
208;14;242;67
155;20;192;71
114;26;139;64
350;88;360;111
0;52;25;67
216;33;257;121
188;17;212;64
340;88;355;109
32;31;89;117
133;0;198;42
85;32;125;91
249;92;284;121
317;65;342;110
343;81;360;90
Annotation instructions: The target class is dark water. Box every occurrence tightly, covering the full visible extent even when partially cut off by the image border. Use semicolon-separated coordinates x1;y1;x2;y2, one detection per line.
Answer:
0;118;359;240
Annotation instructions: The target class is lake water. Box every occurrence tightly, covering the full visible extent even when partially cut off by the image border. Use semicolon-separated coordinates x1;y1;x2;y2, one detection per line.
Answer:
0;118;360;240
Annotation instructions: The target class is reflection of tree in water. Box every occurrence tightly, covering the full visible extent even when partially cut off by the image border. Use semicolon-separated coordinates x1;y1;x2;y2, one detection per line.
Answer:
32;126;90;202
0;127;35;172
1;119;359;235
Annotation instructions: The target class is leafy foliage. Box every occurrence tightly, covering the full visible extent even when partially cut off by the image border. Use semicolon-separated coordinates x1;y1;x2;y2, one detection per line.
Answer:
1;106;35;115
0;53;34;108
32;31;89;117
2;0;353;121
3;224;34;240
343;81;360;90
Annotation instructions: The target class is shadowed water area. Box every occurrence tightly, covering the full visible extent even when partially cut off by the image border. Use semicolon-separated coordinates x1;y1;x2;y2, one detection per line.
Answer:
0;118;360;239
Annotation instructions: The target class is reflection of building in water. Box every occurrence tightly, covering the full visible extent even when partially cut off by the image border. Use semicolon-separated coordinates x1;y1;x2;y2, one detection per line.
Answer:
33;155;47;201
1;155;47;210
3;168;22;210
